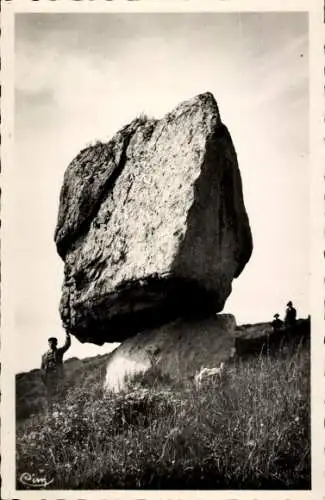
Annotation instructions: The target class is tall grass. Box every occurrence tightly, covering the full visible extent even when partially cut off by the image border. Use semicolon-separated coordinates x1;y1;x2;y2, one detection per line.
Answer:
16;340;310;490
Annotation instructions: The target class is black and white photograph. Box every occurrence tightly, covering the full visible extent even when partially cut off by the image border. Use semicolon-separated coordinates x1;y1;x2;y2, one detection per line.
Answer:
1;0;324;497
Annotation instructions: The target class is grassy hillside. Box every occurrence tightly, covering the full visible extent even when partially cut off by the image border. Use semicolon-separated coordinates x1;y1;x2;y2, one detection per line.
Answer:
16;352;112;421
16;322;310;490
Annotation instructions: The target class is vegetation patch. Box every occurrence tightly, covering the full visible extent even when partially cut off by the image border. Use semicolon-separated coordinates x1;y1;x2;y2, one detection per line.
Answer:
16;338;310;490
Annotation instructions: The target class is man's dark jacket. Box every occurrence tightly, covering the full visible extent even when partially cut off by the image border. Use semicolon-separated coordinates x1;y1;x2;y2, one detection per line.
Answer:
41;334;71;382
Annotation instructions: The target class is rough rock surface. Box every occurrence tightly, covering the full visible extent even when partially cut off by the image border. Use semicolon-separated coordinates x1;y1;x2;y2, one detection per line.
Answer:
55;92;252;344
104;314;236;392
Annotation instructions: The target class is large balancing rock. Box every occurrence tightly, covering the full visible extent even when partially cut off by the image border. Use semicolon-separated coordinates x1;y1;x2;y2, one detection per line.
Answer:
55;92;253;344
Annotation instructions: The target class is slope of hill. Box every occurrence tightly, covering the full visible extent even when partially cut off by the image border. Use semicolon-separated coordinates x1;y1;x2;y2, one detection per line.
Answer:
16;320;310;490
16;318;310;421
16;352;113;421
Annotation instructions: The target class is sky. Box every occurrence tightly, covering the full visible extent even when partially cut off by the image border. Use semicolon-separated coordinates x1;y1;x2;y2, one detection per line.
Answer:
14;12;309;373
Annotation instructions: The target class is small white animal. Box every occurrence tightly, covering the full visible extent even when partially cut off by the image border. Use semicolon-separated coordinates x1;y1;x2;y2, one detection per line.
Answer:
194;362;225;389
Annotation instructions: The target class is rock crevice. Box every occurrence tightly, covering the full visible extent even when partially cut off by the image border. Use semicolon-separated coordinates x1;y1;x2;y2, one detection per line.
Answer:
55;117;156;259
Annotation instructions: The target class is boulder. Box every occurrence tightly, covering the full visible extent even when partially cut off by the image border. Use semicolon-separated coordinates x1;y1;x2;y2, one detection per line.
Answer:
55;92;252;344
234;318;310;357
104;314;236;392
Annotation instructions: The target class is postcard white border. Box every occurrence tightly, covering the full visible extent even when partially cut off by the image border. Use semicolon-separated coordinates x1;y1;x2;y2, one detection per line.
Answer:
1;0;324;499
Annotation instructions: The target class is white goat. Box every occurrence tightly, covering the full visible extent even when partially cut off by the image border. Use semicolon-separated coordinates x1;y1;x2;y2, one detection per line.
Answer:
194;362;225;390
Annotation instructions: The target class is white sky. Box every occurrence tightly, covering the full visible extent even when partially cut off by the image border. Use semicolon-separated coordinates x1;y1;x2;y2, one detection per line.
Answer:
14;12;309;373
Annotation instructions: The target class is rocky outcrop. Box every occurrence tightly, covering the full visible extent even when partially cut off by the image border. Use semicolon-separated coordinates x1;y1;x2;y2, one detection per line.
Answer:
104;314;236;392
55;92;252;344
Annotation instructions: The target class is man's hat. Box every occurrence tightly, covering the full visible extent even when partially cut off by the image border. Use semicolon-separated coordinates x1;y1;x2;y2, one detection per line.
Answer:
48;337;58;343
274;313;280;318
287;301;293;307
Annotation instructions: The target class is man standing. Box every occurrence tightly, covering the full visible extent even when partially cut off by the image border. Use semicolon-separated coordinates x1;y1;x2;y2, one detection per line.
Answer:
41;333;71;399
272;313;283;332
285;301;297;327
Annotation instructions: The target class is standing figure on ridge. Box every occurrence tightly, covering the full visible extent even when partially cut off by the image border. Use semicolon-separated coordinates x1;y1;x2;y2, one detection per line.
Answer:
41;333;71;400
284;301;297;327
272;313;283;332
